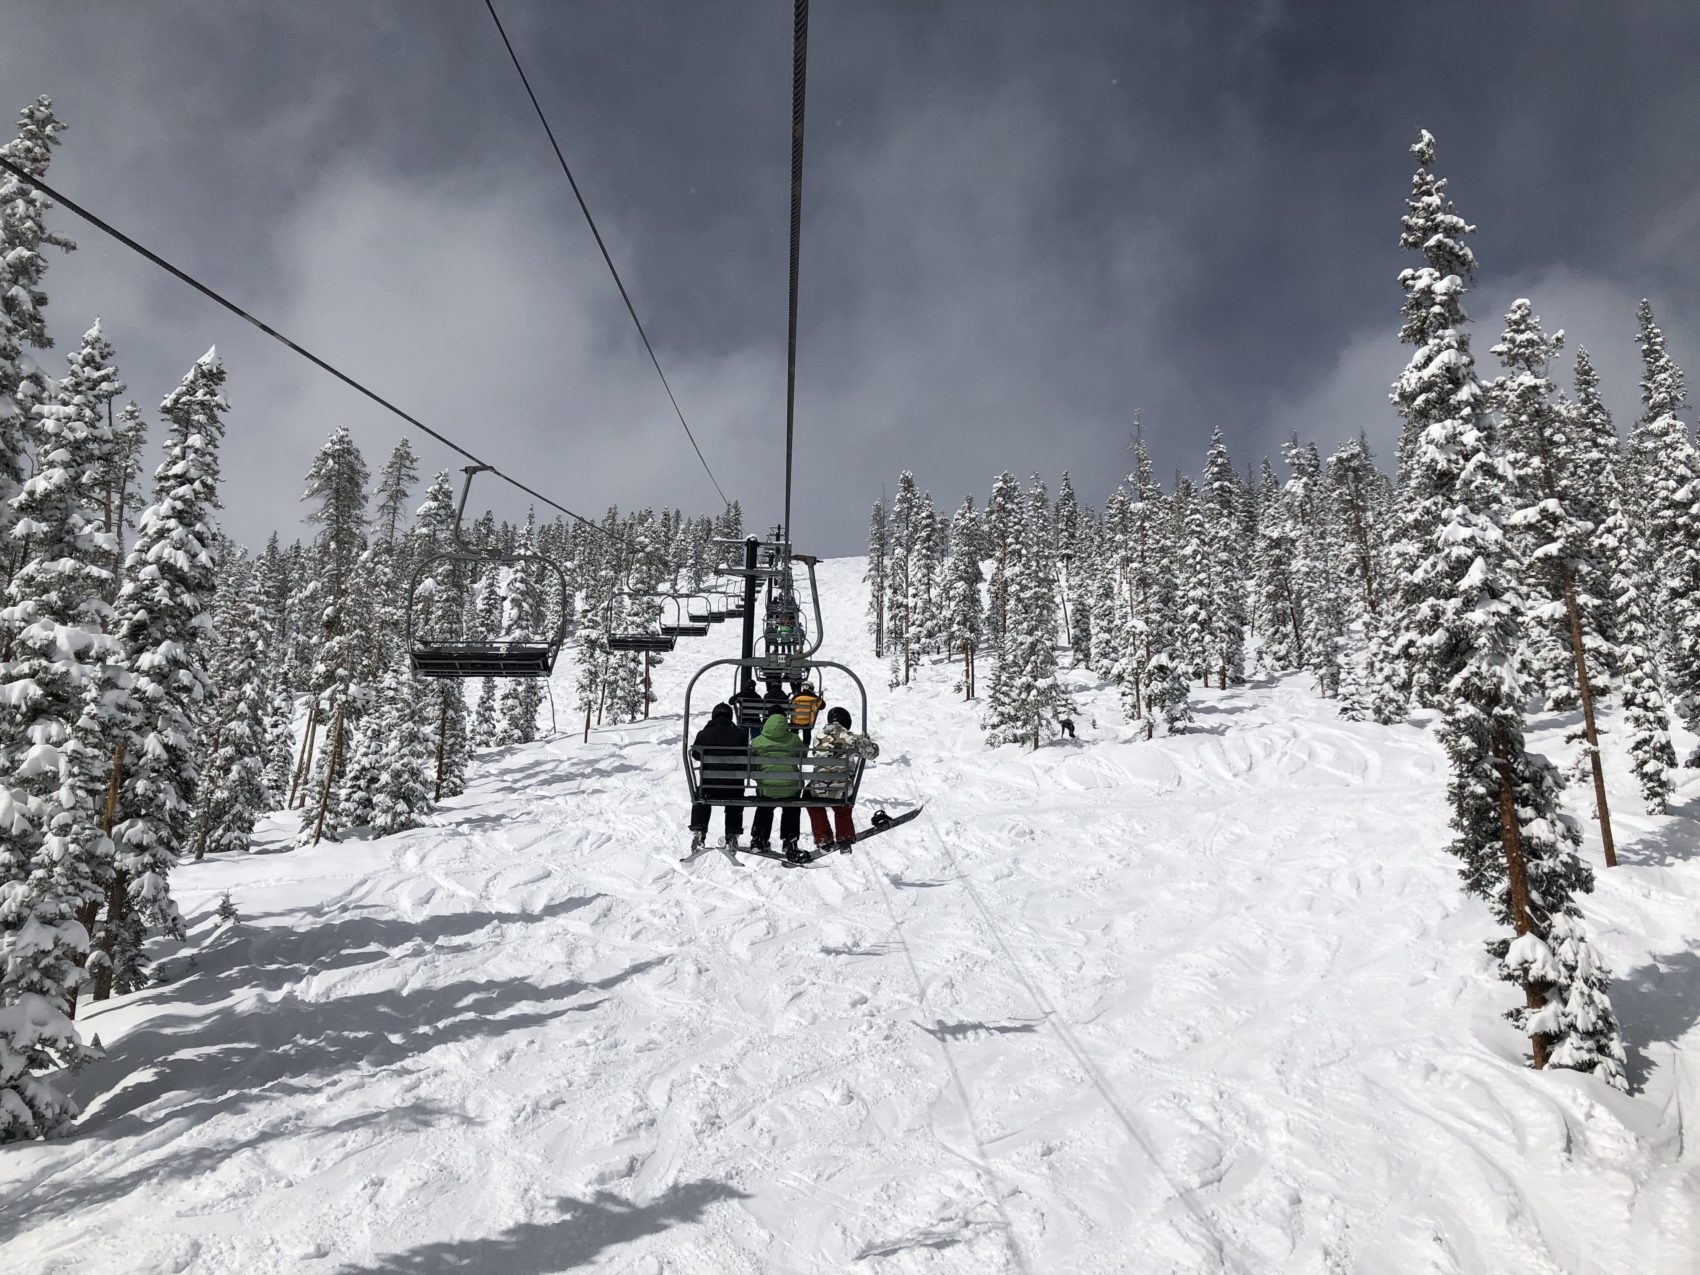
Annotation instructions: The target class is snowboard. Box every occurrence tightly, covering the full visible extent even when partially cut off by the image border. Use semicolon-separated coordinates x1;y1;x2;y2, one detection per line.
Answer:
843;805;924;845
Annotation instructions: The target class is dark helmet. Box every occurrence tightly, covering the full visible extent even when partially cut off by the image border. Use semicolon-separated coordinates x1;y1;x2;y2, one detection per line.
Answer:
827;706;851;729
711;702;733;720
799;682;815;694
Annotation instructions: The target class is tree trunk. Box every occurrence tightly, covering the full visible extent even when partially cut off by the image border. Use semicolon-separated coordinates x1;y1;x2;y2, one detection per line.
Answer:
90;867;128;1004
1561;568;1616;868
1218;664;1227;691
1494;729;1551;1070
434;690;449;802
643;657;651;719
311;703;345;846
289;700;320;810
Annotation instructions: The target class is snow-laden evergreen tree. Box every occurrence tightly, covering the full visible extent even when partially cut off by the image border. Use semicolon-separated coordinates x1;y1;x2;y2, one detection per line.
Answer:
296;427;369;843
1494;301;1620;865
1628;300;1700;756
1133;546;1191;740
984;471;1021;642
1377;145;1627;1082
106;349;229;982
0;97;76;592
1383;131;1490;714
193;574;270;857
885;473;922;685
982;478;1072;748
1570;347;1678;812
1172;478;1211;683
1201;429;1247;688
943;496;984;699
370;658;432;836
1121;436;1171;694
470;564;503;747
1325;435;1387;620
497;511;546;743
410;471;469;797
1252;457;1302;671
0;316;125;1138
97;401;147;599
259;680;296;808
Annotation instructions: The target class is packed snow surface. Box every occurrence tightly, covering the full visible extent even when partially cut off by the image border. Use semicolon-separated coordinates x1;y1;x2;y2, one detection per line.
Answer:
5;557;1699;1274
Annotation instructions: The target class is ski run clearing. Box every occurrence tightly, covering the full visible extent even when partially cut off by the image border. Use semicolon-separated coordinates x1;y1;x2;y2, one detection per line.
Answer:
4;556;1698;1275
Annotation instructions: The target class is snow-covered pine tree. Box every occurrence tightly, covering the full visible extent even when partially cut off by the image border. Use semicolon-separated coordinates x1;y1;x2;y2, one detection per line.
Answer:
1570;350;1678;812
0;316;126;1137
1494;301;1621;866
1384;131;1489;713
1055;471;1090;665
1382;136;1626;1083
1252;456;1302;671
498;511;546;743
885;473;922;685
0;97;75;593
984;471;1021;642
193;573;270;858
865;498;887;659
1135;549;1191;739
470;565;502;746
97;401;146;599
1122;435;1170;694
1324;435;1387;620
106;348;230;982
296;427;370;844
981;477;1072;748
410;470;470;798
1172;477;1211;683
943;496;984;699
1432;408;1625;1086
1202;428;1247;688
370;656;432;836
1628;300;1700;758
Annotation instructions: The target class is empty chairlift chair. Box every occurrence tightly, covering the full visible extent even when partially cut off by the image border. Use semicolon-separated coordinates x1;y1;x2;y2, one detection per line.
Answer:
407;466;570;679
606;592;678;653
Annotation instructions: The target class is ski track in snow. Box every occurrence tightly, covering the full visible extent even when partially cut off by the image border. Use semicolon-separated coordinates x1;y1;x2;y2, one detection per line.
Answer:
5;557;1700;1274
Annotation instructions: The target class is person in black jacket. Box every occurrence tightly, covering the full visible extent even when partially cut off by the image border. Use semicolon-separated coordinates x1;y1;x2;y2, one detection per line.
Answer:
689;702;750;851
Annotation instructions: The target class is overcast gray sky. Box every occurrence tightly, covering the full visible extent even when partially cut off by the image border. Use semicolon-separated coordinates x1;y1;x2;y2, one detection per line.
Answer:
6;1;1700;553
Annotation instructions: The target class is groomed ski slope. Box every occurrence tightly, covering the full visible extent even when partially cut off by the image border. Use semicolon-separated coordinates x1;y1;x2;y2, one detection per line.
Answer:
5;556;1700;1274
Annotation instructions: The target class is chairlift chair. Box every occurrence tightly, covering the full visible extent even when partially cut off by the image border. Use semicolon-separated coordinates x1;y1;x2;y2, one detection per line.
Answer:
683;656;871;810
605;590;678;653
407;466;570;679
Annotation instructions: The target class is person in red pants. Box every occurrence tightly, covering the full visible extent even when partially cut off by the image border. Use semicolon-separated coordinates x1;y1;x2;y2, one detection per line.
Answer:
807;707;880;851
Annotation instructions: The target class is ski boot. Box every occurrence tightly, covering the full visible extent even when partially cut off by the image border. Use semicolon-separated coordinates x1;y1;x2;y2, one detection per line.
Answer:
871;809;892;830
689;829;707;853
782;838;810;865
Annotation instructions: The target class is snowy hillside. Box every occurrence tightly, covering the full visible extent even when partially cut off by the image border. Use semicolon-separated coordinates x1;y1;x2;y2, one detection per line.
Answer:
4;556;1698;1274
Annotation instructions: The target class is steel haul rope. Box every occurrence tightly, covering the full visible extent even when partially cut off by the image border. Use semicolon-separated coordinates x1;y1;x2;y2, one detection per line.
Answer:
0;154;623;542
483;0;731;510
782;0;809;546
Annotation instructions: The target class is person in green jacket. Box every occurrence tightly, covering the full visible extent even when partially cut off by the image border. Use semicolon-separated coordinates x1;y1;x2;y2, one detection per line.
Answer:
749;712;805;858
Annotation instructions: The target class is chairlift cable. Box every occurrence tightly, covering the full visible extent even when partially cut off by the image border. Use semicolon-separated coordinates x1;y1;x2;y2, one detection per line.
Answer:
484;0;731;509
0;155;623;542
781;0;809;547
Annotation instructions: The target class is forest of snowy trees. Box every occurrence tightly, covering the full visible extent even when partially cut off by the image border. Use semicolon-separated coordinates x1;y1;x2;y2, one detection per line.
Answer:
2;88;1693;1143
0;98;738;1140
865;132;1700;1090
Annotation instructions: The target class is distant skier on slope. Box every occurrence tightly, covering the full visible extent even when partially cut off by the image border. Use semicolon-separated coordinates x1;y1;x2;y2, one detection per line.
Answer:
807;707;880;852
749;711;806;861
689;702;749;853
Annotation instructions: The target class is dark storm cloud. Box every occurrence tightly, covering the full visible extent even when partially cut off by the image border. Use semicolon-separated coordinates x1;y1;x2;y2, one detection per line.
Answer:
4;1;1700;553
